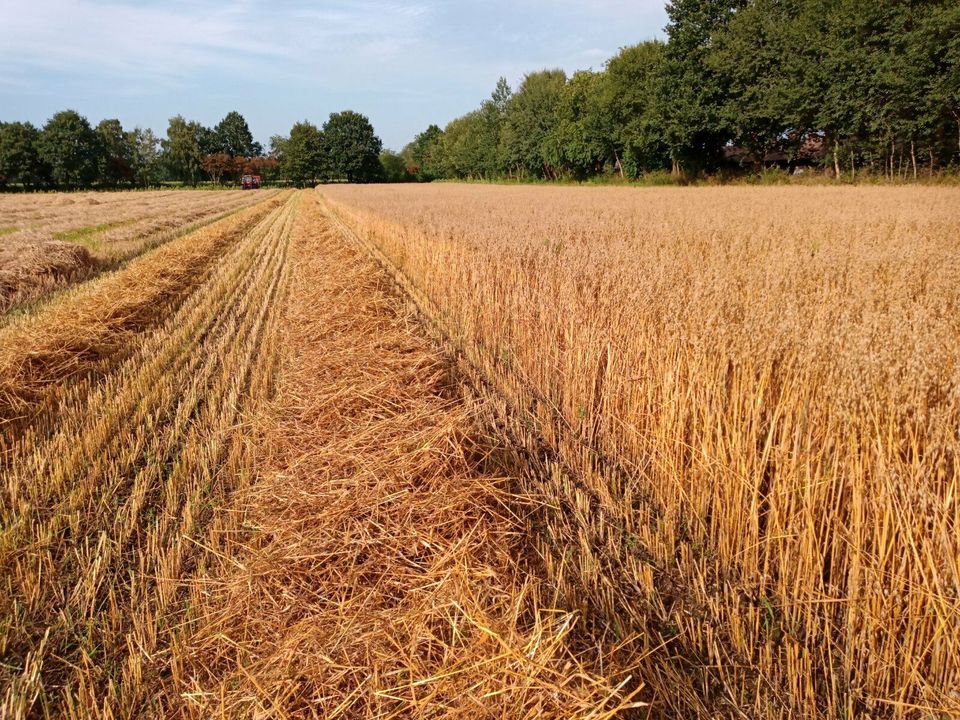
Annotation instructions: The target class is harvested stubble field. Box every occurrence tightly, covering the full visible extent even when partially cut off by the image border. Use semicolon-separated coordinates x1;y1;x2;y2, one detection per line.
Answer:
0;188;278;315
0;184;957;720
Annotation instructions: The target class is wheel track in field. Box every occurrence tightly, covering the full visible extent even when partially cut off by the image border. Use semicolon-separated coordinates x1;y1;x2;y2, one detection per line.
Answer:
0;191;299;719
158;192;643;720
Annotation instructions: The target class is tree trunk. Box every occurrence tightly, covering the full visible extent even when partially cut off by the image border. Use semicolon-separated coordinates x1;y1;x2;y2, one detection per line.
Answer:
613;149;624;179
930;148;935;177
951;110;960;161
833;139;841;179
910;140;917;180
956;114;960;162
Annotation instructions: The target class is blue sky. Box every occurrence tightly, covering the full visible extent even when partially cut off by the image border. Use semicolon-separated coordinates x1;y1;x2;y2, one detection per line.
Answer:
0;0;667;150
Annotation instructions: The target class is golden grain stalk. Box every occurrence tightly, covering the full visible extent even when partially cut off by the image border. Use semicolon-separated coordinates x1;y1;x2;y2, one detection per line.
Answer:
319;184;960;720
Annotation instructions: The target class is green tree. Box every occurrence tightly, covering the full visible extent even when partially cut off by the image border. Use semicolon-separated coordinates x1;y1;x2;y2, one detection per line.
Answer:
0;121;46;188
323;111;383;183
442;101;502;179
605;42;670;175
269;135;287;158
500;69;567;178
161;116;205;185
806;0;886;177
128;127;162;188
708;1;794;169
403;124;445;180
918;1;960;168
280;121;326;187
379;150;410;182
96;118;134;186
36;110;101;188
492;76;512;114
442;112;482;178
544;70;614;179
657;0;742;174
213;111;261;158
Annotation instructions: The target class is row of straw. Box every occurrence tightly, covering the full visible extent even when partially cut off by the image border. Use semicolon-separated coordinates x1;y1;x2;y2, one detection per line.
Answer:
0;189;278;315
0;192;286;423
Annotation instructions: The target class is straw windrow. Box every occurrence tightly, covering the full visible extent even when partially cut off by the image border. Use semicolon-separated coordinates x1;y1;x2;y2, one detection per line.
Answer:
1;192;296;717
0;192;287;424
162;195;645;719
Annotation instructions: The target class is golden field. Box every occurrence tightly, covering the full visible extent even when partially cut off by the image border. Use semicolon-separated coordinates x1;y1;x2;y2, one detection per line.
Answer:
0;184;957;719
320;184;960;719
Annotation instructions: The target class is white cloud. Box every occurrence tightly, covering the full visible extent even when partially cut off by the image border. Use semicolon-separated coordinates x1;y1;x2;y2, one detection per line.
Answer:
0;0;430;84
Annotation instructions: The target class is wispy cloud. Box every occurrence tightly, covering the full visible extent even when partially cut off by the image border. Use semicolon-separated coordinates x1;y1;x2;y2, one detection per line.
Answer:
0;0;430;84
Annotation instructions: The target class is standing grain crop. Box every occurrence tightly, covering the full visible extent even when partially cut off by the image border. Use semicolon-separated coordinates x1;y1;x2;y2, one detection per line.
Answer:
319;184;960;720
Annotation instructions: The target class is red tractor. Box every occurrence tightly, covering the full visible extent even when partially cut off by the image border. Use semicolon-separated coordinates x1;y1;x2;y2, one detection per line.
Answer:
241;174;262;190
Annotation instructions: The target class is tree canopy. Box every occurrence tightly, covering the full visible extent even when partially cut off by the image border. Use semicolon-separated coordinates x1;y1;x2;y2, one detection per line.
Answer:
161;115;204;185
212;111;262;158
3;1;960;189
399;0;960;182
36;111;101;188
323;111;383;183
280;121;327;187
0;122;45;188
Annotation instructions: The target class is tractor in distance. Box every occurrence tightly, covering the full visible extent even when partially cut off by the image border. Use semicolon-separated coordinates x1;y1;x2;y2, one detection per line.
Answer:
241;174;262;190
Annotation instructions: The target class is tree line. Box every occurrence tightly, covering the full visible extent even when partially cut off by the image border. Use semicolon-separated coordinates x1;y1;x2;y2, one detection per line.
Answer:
0;109;384;190
391;0;960;182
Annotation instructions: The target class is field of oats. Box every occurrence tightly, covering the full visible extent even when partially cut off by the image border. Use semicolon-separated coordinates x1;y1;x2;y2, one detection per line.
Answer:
320;184;960;720
0;184;957;720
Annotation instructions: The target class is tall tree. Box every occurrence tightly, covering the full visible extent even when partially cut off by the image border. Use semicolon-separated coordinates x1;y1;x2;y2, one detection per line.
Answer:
96;119;134;186
492;77;512;114
379;150;410;182
323;111;383;183
605;42;670;176
128;127;162;188
213;111;261;158
0;121;46;188
658;0;742;174
36;110;101;188
920;1;960;167
403;124;445;180
162;116;204;185
544;70;614;180
269;134;288;159
500;69;567;178
709;1;795;169
280;121;326;187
